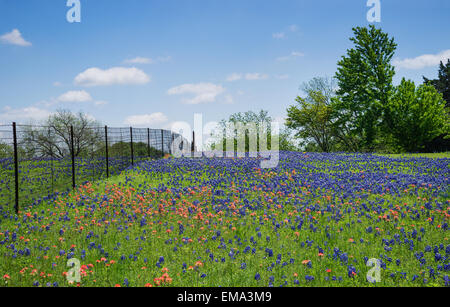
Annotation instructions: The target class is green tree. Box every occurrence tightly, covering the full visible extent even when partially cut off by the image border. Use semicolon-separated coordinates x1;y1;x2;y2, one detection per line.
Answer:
22;110;102;158
423;59;450;108
334;25;397;151
422;59;450;152
286;90;334;152
386;78;449;152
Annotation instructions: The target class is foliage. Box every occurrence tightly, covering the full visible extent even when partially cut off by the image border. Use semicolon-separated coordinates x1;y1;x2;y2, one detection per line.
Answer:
334;25;397;152
423;59;450;108
21;110;102;159
286;90;334;152
385;78;449;152
422;59;450;152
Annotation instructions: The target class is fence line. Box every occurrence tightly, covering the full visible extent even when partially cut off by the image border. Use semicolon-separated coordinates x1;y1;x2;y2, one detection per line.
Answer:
0;123;190;214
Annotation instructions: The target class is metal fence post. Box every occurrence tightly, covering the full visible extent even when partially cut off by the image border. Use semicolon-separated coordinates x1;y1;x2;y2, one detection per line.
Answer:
147;128;151;158
105;125;109;178
70;125;76;189
191;131;195;153
161;130;164;158
223;128;226;158
130;127;134;166
12;122;19;214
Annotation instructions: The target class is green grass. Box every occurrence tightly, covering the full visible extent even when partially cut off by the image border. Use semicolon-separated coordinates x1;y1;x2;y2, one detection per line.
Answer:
377;152;450;159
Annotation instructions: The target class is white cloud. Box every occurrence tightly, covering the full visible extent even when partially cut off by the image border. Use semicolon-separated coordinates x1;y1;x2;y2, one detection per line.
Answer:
168;83;225;104
245;73;269;80
0;106;51;124
53;81;62;87
74;67;151;86
124;112;168;127
124;57;154;64
273;32;285;39
37;91;106;107
276;51;305;62
226;73;243;82
57;90;93;103
0;29;32;47
392;49;450;70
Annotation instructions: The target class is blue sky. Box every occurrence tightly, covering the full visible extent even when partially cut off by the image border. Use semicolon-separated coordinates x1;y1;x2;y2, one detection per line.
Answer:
0;0;449;133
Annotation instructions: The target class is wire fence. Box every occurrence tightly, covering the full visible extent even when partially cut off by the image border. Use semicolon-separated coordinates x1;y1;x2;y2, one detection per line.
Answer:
0;123;190;214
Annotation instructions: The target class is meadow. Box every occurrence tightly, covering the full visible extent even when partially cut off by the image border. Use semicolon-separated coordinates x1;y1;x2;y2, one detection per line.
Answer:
0;152;448;287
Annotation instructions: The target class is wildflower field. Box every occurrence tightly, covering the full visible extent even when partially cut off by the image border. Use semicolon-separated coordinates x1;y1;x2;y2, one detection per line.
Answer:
0;152;449;287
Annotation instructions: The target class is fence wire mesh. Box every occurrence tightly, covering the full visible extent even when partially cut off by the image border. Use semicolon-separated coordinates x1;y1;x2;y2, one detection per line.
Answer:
0;124;189;213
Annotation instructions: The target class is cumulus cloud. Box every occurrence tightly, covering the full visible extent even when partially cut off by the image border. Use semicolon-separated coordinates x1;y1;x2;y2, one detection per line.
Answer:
0;106;51;124
124;112;168;127
168;83;225;104
57;90;93;103
0;29;32;46
392;49;450;70
74;67;151;86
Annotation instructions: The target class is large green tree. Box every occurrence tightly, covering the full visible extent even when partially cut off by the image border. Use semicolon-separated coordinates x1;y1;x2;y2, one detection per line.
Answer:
386;78;449;152
334;25;397;152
